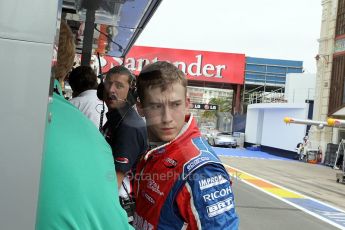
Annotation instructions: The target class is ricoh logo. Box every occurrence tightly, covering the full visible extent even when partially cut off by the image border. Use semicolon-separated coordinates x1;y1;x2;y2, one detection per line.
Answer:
203;186;233;202
206;198;234;217
147;179;164;196
199;175;227;190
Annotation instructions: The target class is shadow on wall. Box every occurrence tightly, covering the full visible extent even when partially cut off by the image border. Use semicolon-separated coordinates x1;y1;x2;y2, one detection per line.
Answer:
233;114;246;133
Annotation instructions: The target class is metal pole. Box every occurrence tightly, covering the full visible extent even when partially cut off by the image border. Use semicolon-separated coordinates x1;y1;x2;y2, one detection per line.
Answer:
264;64;267;95
235;84;241;114
242;69;246;105
242;82;246;104
81;9;96;66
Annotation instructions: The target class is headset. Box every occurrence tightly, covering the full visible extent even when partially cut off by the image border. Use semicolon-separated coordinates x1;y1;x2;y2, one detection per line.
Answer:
126;73;138;105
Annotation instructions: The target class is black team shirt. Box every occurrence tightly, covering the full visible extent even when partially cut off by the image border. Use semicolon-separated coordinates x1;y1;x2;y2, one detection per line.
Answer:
102;104;148;174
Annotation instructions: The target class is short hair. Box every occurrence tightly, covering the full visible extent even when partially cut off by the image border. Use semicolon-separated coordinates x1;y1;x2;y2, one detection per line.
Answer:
105;65;134;85
137;61;187;103
55;21;75;82
68;66;98;96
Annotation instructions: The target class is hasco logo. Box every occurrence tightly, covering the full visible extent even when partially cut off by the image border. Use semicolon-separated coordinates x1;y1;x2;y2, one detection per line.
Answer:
186;156;209;171
163;157;177;168
206;198;234;217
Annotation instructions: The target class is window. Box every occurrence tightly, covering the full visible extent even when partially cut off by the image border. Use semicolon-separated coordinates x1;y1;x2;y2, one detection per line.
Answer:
336;0;345;36
328;55;345;114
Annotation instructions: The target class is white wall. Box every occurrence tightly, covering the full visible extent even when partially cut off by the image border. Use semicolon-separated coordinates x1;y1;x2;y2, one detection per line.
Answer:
245;108;260;144
0;0;60;229
285;73;316;103
245;103;308;152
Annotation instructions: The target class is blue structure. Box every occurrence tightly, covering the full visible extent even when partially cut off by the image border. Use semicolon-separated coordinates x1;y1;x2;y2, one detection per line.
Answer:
245;57;303;86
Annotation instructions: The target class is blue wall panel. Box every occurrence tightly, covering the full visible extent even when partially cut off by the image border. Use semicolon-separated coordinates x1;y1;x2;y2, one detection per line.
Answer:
245;57;303;86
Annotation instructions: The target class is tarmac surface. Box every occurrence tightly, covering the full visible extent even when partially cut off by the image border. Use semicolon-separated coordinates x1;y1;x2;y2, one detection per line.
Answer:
213;147;345;229
231;177;339;230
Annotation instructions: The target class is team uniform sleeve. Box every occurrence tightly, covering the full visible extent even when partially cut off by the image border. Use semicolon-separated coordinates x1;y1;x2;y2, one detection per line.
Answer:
175;164;239;230
110;125;145;174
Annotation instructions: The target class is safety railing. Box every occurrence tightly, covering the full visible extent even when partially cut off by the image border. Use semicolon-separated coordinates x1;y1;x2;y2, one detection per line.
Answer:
244;87;286;104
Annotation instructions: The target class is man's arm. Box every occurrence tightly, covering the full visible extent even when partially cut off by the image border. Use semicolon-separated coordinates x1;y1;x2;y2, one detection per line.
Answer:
175;164;239;229
111;125;146;187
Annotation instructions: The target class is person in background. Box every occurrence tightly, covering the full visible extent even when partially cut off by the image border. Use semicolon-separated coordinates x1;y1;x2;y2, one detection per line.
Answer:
133;61;239;230
36;20;131;230
297;136;311;161
69;65;107;127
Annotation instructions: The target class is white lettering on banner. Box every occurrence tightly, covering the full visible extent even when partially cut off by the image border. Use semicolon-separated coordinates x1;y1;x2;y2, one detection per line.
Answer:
203;186;233;202
125;57;136;71
206;198;234;217
137;58;150;71
215;65;226;78
133;213;154;230
101;56;123;66
147;179;164;196
187;54;202;76
116;54;227;79
203;64;215;77
98;54;229;81
199;175;228;190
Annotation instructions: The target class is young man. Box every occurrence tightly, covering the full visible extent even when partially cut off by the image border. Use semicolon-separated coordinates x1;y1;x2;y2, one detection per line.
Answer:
69;65;107;127
133;61;239;229
101;66;148;214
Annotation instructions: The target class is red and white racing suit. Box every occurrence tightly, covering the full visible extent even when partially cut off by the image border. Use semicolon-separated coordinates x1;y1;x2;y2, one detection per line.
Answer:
133;115;239;230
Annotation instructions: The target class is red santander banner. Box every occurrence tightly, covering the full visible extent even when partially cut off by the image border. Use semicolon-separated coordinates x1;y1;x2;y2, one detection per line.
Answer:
100;46;245;85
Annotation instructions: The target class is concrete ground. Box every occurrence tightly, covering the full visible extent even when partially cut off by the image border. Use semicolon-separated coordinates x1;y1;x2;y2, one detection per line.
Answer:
219;154;345;211
231;178;340;230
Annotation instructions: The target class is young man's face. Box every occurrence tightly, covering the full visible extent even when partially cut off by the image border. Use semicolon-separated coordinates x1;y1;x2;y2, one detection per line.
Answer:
138;82;190;142
104;73;130;110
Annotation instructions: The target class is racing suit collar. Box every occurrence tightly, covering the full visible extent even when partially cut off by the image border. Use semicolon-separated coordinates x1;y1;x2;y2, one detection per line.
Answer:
144;114;197;161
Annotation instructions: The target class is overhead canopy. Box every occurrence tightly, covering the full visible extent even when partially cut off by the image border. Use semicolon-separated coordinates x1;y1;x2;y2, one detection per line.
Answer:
62;0;162;57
